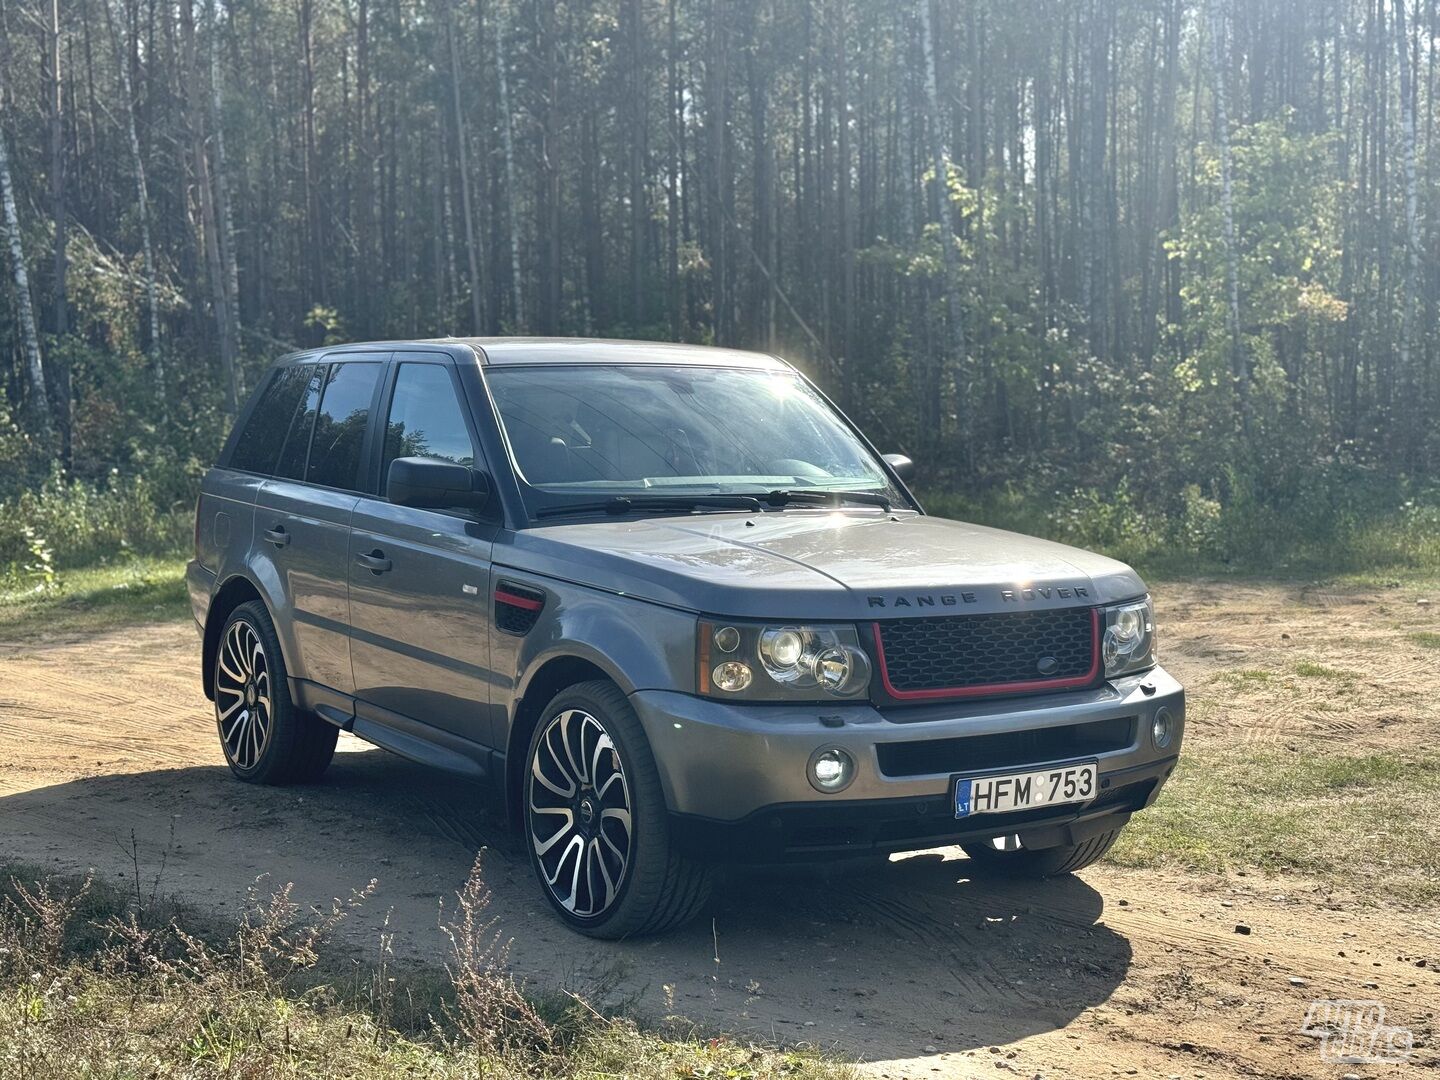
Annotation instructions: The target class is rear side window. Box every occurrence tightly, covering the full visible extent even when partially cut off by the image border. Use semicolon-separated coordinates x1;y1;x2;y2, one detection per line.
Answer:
274;366;325;480
382;364;476;478
306;362;382;490
229;367;309;473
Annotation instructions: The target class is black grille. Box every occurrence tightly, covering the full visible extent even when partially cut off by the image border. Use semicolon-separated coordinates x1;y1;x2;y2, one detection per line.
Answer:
875;717;1135;778
875;607;1097;698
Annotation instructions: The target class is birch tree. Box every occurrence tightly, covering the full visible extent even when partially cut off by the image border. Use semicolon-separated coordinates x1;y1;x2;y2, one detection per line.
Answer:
0;112;50;438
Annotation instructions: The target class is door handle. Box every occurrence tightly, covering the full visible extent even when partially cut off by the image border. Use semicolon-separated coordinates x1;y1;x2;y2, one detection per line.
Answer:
263;525;290;548
355;550;392;574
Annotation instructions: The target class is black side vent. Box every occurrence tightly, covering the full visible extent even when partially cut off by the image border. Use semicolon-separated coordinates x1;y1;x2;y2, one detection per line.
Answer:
495;582;545;636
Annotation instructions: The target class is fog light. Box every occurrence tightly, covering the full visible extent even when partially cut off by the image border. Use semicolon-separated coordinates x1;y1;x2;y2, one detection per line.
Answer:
1151;707;1174;749
808;747;855;793
712;661;753;692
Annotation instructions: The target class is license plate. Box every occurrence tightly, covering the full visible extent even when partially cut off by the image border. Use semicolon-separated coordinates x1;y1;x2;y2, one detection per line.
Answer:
954;761;1098;819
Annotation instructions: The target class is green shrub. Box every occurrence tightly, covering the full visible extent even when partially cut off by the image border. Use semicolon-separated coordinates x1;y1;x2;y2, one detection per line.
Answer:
921;476;1440;576
0;469;194;575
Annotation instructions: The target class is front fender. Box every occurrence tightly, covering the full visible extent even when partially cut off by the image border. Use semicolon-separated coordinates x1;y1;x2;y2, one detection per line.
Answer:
505;578;697;710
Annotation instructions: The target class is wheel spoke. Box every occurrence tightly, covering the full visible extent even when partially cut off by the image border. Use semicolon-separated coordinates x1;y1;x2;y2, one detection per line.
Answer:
531;745;576;798
218;647;245;685
531;808;575;856
560;711;588;786
588;836;617;910
589;732;614;793
222;708;247;747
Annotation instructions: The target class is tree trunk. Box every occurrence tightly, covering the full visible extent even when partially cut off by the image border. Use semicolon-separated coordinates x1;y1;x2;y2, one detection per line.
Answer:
1208;0;1246;408
1393;0;1421;461
46;0;71;464
182;0;239;416
0;112;51;438
207;0;241;358
665;0;681;340
446;0;484;333
495;1;524;330
919;0;964;454
47;0;67;342
105;0;162;369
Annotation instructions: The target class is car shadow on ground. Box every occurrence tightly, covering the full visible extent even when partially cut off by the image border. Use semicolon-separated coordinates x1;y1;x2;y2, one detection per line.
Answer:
0;742;1131;1063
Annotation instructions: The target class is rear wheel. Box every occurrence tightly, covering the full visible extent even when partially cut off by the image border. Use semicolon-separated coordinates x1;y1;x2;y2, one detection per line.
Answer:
214;600;337;784
961;827;1122;878
525;680;711;938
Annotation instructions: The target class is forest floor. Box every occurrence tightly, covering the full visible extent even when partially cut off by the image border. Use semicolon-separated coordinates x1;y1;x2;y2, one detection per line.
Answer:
0;572;1437;1078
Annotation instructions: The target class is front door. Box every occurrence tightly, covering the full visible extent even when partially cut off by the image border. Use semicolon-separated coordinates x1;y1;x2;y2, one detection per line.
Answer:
348;356;499;748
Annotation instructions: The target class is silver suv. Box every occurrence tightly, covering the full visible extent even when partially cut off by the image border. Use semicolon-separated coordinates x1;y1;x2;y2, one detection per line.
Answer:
187;339;1184;938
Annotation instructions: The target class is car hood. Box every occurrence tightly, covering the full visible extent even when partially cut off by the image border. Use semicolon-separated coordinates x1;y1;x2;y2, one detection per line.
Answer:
499;510;1145;620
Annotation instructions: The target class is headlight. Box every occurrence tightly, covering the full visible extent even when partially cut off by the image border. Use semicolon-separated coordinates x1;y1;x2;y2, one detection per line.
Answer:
699;621;872;701
1103;597;1156;678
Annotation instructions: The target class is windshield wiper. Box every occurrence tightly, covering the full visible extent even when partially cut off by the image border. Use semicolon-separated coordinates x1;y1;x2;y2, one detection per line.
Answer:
536;494;764;519
764;488;892;510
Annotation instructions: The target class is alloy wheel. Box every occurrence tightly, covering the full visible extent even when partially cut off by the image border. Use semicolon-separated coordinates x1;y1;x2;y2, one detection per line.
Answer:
527;708;633;918
215;619;273;770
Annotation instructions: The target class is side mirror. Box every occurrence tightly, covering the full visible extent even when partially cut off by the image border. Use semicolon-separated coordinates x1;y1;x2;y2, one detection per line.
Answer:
387;456;490;510
882;453;916;484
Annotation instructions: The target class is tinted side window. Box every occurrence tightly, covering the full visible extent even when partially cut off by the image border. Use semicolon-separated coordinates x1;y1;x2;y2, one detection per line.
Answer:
229;367;309;473
274;365;325;481
382;364;476;480
307;362;382;490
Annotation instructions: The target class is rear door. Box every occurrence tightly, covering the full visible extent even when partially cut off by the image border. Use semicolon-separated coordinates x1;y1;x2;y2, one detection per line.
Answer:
348;353;499;748
254;355;387;703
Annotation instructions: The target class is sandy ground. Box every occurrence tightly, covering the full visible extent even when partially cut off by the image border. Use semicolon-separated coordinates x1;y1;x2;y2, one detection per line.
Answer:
1;580;1437;1078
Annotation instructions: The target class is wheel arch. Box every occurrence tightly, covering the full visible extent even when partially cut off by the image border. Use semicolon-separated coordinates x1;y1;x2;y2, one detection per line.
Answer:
201;575;268;700
504;653;618;830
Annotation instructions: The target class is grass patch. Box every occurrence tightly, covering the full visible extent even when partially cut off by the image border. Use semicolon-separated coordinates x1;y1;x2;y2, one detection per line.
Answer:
1214;668;1274;689
0;860;854;1080
1111;747;1440;905
0;555;189;639
1292;660;1352;680
1410;631;1440;649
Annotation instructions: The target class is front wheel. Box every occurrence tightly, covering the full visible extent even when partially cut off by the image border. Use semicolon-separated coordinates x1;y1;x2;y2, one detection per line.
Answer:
524;680;711;938
961;827;1122;878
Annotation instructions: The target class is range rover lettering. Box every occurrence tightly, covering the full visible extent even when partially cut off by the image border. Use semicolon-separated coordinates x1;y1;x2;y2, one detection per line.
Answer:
187;339;1184;938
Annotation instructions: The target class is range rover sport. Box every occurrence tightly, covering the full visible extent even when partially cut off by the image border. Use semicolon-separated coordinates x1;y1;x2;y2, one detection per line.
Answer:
187;338;1184;938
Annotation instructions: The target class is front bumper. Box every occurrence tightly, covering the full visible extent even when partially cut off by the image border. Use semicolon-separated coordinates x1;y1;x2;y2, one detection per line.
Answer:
630;665;1183;861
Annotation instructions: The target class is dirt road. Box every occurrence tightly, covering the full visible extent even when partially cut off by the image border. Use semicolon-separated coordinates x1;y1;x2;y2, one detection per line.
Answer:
1;581;1437;1078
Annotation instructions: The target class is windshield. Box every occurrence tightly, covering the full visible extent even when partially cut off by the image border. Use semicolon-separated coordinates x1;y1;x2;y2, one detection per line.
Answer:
487;364;905;513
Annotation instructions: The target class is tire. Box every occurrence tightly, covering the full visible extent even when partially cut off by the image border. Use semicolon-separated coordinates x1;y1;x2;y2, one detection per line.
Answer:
961;827;1122;878
214;600;338;785
524;680;711;939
